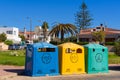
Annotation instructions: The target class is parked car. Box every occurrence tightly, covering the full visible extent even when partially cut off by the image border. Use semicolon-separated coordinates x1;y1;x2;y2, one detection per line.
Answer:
8;44;18;50
19;44;26;50
8;44;25;50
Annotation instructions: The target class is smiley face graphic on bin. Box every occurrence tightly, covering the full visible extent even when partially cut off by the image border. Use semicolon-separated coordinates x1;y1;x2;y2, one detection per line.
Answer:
42;53;52;64
95;53;103;63
70;53;78;63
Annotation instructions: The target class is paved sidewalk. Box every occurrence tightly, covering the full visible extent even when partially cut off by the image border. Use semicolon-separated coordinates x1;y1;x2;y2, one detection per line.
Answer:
0;64;120;80
0;65;24;80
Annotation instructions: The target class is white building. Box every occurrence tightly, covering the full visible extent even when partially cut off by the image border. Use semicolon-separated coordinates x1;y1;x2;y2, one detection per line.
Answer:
0;26;21;43
34;26;51;42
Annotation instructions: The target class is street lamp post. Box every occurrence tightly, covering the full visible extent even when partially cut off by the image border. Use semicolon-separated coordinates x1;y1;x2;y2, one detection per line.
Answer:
27;17;32;42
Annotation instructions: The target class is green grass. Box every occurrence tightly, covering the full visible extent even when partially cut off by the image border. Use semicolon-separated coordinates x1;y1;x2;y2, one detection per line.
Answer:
109;52;120;64
0;50;25;66
0;50;120;66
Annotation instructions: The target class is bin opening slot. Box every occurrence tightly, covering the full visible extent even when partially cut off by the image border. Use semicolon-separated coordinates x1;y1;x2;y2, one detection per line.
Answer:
77;48;82;53
38;48;55;52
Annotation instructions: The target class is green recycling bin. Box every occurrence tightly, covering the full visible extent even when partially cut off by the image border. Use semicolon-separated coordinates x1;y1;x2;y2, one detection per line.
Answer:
84;43;108;74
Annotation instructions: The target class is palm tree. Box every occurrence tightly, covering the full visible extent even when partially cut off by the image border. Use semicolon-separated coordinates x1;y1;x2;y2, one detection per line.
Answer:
49;23;78;42
42;21;49;42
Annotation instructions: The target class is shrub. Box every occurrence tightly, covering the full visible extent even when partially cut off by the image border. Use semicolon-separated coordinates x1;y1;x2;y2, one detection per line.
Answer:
114;41;120;56
50;41;63;45
0;33;7;42
4;40;13;45
76;42;89;45
105;42;115;45
19;35;25;41
63;36;77;42
33;39;39;43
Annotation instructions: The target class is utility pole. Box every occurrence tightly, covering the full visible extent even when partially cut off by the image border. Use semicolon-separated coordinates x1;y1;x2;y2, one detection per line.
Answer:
27;17;32;43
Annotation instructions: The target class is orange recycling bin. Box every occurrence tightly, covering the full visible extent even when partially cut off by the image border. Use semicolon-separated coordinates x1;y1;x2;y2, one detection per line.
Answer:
58;42;85;75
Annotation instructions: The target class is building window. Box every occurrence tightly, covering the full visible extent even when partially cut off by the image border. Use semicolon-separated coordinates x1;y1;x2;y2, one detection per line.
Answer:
102;27;105;31
6;31;13;34
27;35;29;38
14;31;16;35
41;33;43;35
96;27;101;29
93;29;96;31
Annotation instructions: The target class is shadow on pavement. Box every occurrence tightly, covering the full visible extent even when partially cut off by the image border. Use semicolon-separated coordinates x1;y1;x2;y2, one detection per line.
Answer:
4;69;25;76
109;65;120;71
3;65;120;77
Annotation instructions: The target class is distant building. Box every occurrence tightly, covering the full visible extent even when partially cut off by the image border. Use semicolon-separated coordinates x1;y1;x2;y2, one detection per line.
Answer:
34;26;50;42
0;26;21;43
79;24;120;42
19;26;51;43
19;28;35;44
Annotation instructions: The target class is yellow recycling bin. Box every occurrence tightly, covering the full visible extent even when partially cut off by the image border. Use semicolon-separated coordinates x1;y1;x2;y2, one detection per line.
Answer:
58;42;85;75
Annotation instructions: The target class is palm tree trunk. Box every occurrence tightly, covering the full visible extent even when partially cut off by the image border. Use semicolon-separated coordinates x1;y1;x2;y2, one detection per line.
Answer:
43;29;47;42
44;31;47;41
61;30;64;42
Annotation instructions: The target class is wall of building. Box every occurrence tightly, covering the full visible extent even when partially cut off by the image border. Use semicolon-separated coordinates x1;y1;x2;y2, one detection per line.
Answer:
0;27;21;43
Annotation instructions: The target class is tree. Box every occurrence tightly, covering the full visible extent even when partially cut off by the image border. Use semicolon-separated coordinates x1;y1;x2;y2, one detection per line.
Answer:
64;36;77;42
114;40;120;56
49;23;78;42
75;2;93;31
4;40;13;45
42;21;49;42
0;33;7;42
19;35;25;41
92;31;105;44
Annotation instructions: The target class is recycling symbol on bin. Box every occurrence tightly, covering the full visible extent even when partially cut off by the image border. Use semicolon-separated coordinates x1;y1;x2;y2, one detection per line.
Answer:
42;53;52;64
95;53;103;63
70;53;78;63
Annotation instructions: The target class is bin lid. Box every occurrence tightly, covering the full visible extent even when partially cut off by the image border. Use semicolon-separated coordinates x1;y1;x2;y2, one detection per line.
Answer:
58;42;83;48
32;42;57;48
84;43;107;49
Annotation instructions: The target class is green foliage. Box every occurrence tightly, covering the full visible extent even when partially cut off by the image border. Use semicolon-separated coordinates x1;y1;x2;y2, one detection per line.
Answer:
42;21;49;42
33;39;39;43
114;41;120;56
50;41;63;45
49;23;78;41
92;31;105;43
42;21;49;29
105;42;115;45
0;50;25;66
0;49;119;65
4;40;13;45
76;42;89;45
64;36;77;42
19;35;25;41
109;53;120;64
0;33;7;42
75;2;93;30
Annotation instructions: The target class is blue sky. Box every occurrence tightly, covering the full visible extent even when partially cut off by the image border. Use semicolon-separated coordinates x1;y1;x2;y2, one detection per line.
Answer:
0;0;120;31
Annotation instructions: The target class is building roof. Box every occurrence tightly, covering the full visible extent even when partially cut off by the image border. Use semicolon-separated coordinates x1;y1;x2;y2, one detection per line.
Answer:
19;31;35;35
79;26;120;38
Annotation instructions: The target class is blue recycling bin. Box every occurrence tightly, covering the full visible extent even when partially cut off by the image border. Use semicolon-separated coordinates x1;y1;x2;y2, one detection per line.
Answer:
84;43;108;74
25;42;59;76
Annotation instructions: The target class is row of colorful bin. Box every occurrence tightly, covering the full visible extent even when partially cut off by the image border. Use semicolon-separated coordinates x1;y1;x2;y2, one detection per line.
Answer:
25;42;108;76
